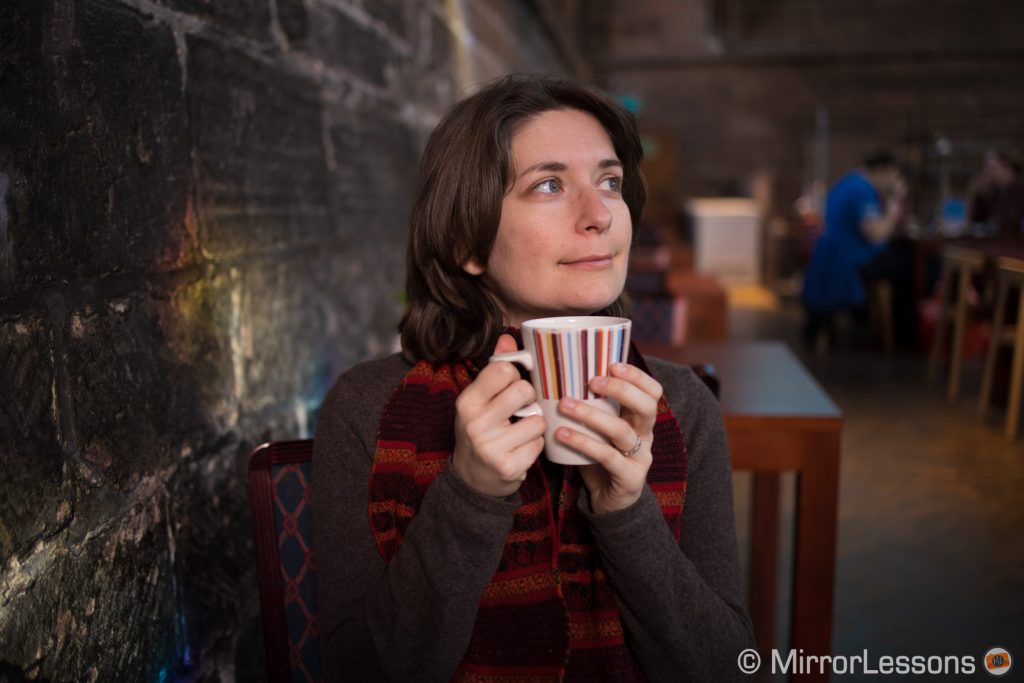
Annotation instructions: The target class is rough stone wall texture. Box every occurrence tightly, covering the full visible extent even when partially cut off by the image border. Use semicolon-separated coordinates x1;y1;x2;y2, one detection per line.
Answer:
601;0;1024;224
0;0;569;680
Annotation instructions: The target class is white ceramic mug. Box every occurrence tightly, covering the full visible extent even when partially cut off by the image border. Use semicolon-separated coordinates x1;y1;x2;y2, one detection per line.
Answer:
490;316;632;465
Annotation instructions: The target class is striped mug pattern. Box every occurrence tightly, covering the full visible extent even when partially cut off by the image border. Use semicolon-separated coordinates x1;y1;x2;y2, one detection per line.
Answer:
525;318;631;400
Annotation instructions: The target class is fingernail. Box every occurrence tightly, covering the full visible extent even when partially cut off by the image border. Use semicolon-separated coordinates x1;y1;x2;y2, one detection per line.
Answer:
591;376;607;388
556;427;572;441
562;397;577;410
612;363;627;374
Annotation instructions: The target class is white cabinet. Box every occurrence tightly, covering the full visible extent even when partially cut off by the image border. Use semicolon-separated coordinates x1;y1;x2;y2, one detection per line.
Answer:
687;198;762;284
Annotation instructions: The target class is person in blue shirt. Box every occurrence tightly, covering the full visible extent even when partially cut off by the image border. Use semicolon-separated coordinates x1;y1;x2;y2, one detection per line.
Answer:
802;150;908;348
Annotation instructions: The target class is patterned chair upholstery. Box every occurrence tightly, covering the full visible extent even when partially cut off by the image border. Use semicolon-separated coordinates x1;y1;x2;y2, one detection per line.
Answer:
248;439;323;683
630;293;688;347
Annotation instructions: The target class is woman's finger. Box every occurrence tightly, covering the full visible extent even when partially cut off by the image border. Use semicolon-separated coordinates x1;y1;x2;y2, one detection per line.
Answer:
457;360;534;431
457;360;520;411
476;414;546;456
611;363;663;400
493;333;518;355
505;435;546;473
474;418;545;481
588;366;661;420
556;397;641;451
553;425;650;477
487;378;537;422
460;379;538;451
458;333;533;428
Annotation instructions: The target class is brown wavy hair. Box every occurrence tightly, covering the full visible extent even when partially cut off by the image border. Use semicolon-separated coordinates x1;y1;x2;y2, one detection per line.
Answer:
399;73;646;363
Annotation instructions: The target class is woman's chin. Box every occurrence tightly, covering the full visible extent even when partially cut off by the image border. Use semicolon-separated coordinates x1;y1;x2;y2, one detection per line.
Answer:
510;287;624;321
561;293;621;316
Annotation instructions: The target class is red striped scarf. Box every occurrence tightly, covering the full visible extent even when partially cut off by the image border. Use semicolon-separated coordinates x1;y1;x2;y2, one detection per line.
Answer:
368;343;688;681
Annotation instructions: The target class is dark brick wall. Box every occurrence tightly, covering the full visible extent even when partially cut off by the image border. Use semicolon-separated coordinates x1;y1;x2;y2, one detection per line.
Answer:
608;0;1024;59
0;0;571;679
601;0;1024;228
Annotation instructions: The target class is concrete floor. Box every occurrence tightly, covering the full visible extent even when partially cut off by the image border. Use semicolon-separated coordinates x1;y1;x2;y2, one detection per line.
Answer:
727;290;1023;679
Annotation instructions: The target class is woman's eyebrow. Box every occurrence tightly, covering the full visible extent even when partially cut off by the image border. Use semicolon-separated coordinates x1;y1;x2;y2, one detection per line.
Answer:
516;158;622;180
517;161;566;180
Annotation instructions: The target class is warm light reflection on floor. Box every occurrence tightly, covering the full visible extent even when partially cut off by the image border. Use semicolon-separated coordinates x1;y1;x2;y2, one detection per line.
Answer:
727;283;780;311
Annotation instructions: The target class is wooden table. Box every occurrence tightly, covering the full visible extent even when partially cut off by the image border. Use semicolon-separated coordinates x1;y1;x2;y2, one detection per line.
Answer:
908;235;1024;301
642;341;843;681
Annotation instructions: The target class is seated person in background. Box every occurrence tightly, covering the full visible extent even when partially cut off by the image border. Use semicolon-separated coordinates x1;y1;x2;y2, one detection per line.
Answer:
802;149;914;348
311;74;754;681
969;149;1024;239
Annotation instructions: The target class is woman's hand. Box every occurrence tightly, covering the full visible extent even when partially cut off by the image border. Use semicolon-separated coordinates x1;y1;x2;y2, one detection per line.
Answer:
554;363;662;514
451;334;546;498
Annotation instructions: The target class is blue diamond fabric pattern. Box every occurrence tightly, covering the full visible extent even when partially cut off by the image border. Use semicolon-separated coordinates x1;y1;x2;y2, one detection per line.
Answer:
631;294;686;346
272;462;323;683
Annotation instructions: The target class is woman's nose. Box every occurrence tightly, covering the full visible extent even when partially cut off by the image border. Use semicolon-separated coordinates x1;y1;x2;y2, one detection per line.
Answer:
574;186;613;234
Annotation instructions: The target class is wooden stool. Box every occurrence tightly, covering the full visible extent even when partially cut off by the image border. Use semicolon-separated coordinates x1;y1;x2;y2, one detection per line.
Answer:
928;245;985;401
868;279;895;355
808;280;894;355
978;255;1024;439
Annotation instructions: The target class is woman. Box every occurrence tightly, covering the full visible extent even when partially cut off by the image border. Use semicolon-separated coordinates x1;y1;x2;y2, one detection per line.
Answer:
312;74;754;681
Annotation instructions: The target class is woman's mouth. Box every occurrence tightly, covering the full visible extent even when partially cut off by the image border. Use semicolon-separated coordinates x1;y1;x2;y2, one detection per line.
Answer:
560;254;614;270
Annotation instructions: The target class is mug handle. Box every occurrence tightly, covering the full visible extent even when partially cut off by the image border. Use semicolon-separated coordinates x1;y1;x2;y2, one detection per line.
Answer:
488;350;542;418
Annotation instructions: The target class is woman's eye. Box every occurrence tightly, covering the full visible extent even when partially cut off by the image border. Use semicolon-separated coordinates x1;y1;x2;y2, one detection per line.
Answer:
535;178;561;194
601;176;622;193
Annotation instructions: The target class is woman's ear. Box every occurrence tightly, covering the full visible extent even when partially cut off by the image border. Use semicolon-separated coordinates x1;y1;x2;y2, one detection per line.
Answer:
463;257;485;276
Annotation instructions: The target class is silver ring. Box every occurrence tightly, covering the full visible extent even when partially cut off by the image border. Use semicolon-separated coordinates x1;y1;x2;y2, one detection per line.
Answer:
621;433;643;457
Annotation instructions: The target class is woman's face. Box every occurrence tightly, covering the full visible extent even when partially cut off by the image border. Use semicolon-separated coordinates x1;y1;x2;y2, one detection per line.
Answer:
464;108;632;326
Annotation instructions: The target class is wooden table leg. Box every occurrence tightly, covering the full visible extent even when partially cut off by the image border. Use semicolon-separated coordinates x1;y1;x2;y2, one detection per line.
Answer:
791;430;841;682
928;262;953;382
749;471;780;663
948;267;971;401
1006;287;1024;439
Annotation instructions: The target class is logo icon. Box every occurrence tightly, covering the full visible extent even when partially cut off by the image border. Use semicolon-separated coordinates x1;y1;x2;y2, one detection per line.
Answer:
737;648;761;674
984;647;1012;677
